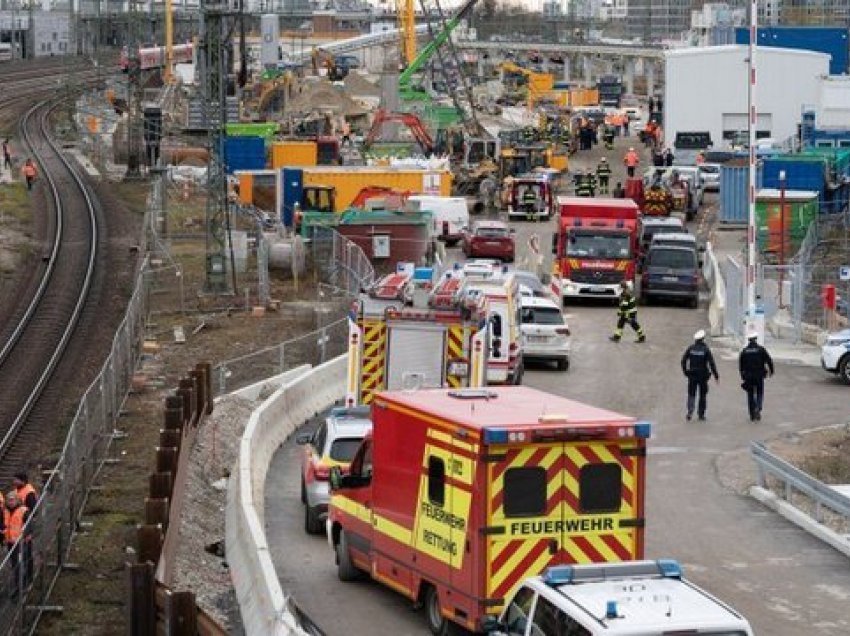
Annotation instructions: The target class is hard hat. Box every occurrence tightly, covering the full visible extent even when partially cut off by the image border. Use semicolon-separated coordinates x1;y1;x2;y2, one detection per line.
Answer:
747;329;759;340
694;329;706;341
600;157;607;162
629;147;635;151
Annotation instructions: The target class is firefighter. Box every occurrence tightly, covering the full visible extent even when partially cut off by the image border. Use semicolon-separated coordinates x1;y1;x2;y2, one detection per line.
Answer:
602;125;615;150
609;281;645;343
644;176;673;216
681;330;719;421
574;171;592;197
3;491;29;599
739;331;774;421
521;185;537;212
21;159;37;191
623;147;640;178
596;158;612;194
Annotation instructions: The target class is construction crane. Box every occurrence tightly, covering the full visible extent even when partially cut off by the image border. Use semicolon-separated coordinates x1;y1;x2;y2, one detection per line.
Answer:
164;0;173;83
396;0;416;67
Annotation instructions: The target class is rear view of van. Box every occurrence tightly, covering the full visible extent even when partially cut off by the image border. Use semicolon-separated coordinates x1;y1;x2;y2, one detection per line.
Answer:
408;195;470;247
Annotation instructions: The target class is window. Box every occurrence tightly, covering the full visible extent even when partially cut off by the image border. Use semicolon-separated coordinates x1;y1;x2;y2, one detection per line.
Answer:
312;423;327;455
503;586;535;635
531;595;591;636
647;247;696;269
504;467;546;517
579;463;622;513
521;306;564;325
329;438;363;462
428;456;445;506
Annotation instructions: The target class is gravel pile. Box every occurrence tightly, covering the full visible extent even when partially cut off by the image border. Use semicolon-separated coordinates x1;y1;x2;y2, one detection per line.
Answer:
173;394;259;634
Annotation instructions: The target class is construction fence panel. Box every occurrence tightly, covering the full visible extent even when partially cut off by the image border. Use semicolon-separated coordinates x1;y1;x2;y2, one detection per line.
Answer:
723;255;745;338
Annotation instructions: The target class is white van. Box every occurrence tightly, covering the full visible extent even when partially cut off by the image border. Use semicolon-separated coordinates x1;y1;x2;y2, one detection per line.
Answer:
407;195;469;247
486;559;754;636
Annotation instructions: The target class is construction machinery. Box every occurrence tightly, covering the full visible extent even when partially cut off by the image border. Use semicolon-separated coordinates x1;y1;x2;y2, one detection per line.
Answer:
311;47;348;82
499;61;555;107
363;109;435;155
396;0;416;67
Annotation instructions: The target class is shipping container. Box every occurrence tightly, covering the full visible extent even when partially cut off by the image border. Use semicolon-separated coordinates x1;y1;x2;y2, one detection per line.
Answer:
295;167;453;213
224;136;266;174
755;189;819;255
762;157;827;199
335;209;433;269
271;140;318;168
569;87;599;107
801;147;850;181
735;26;849;75
719;163;760;224
224;122;280;139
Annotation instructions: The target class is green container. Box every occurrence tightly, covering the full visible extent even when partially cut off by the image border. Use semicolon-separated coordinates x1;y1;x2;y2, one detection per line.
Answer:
802;147;850;181
300;210;339;238
225;122;280;140
755;188;819;255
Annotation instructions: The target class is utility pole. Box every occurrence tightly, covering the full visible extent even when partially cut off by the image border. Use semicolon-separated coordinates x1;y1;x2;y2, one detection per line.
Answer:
125;0;143;180
199;0;236;293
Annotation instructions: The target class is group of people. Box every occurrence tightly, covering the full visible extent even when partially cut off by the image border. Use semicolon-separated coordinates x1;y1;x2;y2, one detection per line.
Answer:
2;139;38;191
610;281;775;421
1;472;38;598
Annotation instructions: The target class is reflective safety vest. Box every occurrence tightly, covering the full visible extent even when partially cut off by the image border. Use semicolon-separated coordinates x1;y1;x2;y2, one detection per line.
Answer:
624;151;639;167
618;293;637;317
16;484;36;507
4;506;28;544
596;162;612;178
23;163;36;178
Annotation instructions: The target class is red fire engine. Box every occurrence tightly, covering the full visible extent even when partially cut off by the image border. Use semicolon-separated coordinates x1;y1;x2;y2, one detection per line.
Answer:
328;386;649;634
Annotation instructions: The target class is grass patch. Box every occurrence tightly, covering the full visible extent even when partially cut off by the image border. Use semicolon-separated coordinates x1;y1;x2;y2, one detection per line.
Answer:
0;183;32;223
799;431;850;483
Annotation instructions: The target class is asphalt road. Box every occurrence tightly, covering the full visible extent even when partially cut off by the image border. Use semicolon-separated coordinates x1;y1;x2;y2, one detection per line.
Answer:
264;132;850;635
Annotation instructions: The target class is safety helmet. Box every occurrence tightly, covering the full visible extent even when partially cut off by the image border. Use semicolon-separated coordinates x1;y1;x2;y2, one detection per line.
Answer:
629;147;635;151
694;329;706;341
600;157;607;162
747;329;759;340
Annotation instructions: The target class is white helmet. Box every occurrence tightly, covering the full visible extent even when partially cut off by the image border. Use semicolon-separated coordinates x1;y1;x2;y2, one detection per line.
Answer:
694;329;706;341
747;329;759;340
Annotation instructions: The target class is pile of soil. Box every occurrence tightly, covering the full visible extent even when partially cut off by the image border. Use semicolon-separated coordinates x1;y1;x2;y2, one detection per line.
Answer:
287;80;368;118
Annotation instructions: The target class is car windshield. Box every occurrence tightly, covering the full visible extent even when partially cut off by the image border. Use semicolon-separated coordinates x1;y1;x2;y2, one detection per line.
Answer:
514;274;543;292
642;225;682;243
521;306;564;325
476;226;509;238
567;231;631;258
329;438;364;462
648;248;696;269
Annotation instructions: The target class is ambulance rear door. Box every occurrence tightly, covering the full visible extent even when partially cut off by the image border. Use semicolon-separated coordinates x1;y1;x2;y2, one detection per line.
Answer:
386;323;446;390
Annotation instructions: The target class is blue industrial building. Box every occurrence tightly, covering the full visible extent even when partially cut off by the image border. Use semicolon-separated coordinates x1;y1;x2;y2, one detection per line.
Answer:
735;26;849;75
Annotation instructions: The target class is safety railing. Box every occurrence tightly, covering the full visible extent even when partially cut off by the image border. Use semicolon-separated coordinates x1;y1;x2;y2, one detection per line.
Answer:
751;441;850;529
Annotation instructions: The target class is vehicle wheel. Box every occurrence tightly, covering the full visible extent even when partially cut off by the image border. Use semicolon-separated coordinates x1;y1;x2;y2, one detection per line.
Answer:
424;585;461;635
557;358;569;371
300;477;306;504
304;504;323;535
336;530;361;581
840;356;850;386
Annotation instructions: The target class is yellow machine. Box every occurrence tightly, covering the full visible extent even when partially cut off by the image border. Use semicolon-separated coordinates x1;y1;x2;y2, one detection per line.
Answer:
396;0;416;66
499;62;555;108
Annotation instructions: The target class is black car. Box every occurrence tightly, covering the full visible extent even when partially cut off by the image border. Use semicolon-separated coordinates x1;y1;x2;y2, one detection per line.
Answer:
640;244;700;308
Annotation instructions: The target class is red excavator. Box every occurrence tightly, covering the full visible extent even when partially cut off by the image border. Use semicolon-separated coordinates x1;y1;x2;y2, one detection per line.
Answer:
363;109;435;155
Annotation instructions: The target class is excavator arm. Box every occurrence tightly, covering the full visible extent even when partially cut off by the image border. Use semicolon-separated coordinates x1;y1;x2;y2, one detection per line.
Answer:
364;109;435;155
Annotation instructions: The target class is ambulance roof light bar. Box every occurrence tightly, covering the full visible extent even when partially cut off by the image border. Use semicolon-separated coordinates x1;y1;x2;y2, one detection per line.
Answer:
543;560;683;587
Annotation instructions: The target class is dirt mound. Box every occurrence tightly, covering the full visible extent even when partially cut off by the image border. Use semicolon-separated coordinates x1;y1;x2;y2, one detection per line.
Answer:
344;71;382;98
287;80;368;117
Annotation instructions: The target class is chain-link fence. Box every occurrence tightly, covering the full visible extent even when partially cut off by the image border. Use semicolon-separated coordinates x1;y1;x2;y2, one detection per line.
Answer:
0;254;149;635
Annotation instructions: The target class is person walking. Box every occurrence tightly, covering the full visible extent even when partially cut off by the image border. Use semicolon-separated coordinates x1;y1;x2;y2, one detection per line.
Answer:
623;147;640;178
2;139;11;171
21;159;37;191
596;158;612;194
622;115;630;137
612;181;626;198
609;281;645;343
12;473;36;588
681;330;719;421
739;331;774;421
2;491;30;599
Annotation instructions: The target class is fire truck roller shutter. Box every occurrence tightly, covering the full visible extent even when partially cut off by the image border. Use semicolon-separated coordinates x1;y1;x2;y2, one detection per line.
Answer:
386;324;446;390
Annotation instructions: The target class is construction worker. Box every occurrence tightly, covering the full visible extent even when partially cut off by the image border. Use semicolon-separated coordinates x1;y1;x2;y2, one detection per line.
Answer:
739;331;775;421
21;159;36;191
681;330;719;421
596;158;612;194
3;491;29;599
623;147;640;178
12;472;36;588
610;281;645;343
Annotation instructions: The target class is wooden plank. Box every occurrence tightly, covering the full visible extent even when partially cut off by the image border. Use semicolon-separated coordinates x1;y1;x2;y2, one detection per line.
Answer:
144;498;169;528
149;472;172;500
156;447;178;475
164;590;198;636
126;562;156;636
136;525;163;566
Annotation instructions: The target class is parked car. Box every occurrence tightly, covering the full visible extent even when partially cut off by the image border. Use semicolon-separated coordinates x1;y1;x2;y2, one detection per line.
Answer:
638;216;685;256
650;231;699;252
519;296;571;370
821;329;850;384
462;220;515;262
640;243;701;308
700;162;721;191
297;406;372;534
462;258;503;278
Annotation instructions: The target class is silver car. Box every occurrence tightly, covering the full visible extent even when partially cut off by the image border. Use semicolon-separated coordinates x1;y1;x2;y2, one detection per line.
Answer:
520;296;571;371
297;406;372;534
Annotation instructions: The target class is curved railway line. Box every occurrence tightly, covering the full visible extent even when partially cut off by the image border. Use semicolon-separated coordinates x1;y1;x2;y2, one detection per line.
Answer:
0;99;99;482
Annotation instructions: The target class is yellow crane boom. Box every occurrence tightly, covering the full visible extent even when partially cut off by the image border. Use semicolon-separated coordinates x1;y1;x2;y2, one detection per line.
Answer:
396;0;416;66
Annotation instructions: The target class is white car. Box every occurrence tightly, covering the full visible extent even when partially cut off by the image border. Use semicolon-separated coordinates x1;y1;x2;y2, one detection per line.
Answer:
520;296;570;371
821;329;850;384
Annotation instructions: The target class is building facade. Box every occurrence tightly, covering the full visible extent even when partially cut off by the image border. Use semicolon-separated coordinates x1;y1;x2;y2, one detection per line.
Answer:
626;0;692;41
690;2;745;46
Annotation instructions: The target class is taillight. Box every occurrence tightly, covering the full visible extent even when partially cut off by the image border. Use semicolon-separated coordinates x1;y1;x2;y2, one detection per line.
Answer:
314;465;330;481
556;327;571;336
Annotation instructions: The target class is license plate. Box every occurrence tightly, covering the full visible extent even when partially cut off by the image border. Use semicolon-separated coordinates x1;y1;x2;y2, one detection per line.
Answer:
588;285;608;293
663;276;679;282
485;241;502;247
529;335;549;343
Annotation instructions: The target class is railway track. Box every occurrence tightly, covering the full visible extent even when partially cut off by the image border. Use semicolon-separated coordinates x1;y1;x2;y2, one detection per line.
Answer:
0;99;99;481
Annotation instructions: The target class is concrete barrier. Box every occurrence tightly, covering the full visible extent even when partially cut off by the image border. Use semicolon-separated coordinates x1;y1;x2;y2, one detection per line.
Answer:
226;356;348;635
704;242;726;336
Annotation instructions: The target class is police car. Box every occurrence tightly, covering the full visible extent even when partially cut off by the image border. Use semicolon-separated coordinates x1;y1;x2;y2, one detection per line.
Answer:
485;559;754;635
821;328;850;385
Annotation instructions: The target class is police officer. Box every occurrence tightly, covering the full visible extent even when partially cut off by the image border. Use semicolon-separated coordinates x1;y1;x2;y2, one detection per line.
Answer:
596;158;612;195
681;330;719;421
610;281;645;343
739;331;774;421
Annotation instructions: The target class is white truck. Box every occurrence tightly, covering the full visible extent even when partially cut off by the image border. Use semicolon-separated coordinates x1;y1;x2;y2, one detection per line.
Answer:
485;559;754;636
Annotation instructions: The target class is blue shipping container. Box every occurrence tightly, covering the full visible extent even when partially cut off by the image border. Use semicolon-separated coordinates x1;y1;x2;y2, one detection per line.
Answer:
719;164;760;224
761;159;827;202
224;136;266;175
281;168;304;227
735;26;849;75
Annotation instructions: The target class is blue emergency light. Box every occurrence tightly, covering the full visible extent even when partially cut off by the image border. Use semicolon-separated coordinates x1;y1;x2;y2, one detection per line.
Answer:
482;428;509;444
542;565;576;586
634;421;652;438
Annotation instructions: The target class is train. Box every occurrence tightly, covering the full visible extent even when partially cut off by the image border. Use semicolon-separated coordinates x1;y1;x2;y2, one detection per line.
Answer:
119;43;194;72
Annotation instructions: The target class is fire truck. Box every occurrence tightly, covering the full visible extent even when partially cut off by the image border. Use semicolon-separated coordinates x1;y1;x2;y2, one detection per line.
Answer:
345;263;522;406
327;386;649;634
550;196;640;303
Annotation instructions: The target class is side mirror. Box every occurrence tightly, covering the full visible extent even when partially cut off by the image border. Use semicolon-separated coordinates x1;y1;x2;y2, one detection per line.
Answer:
481;615;503;633
329;466;343;491
296;433;311;445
